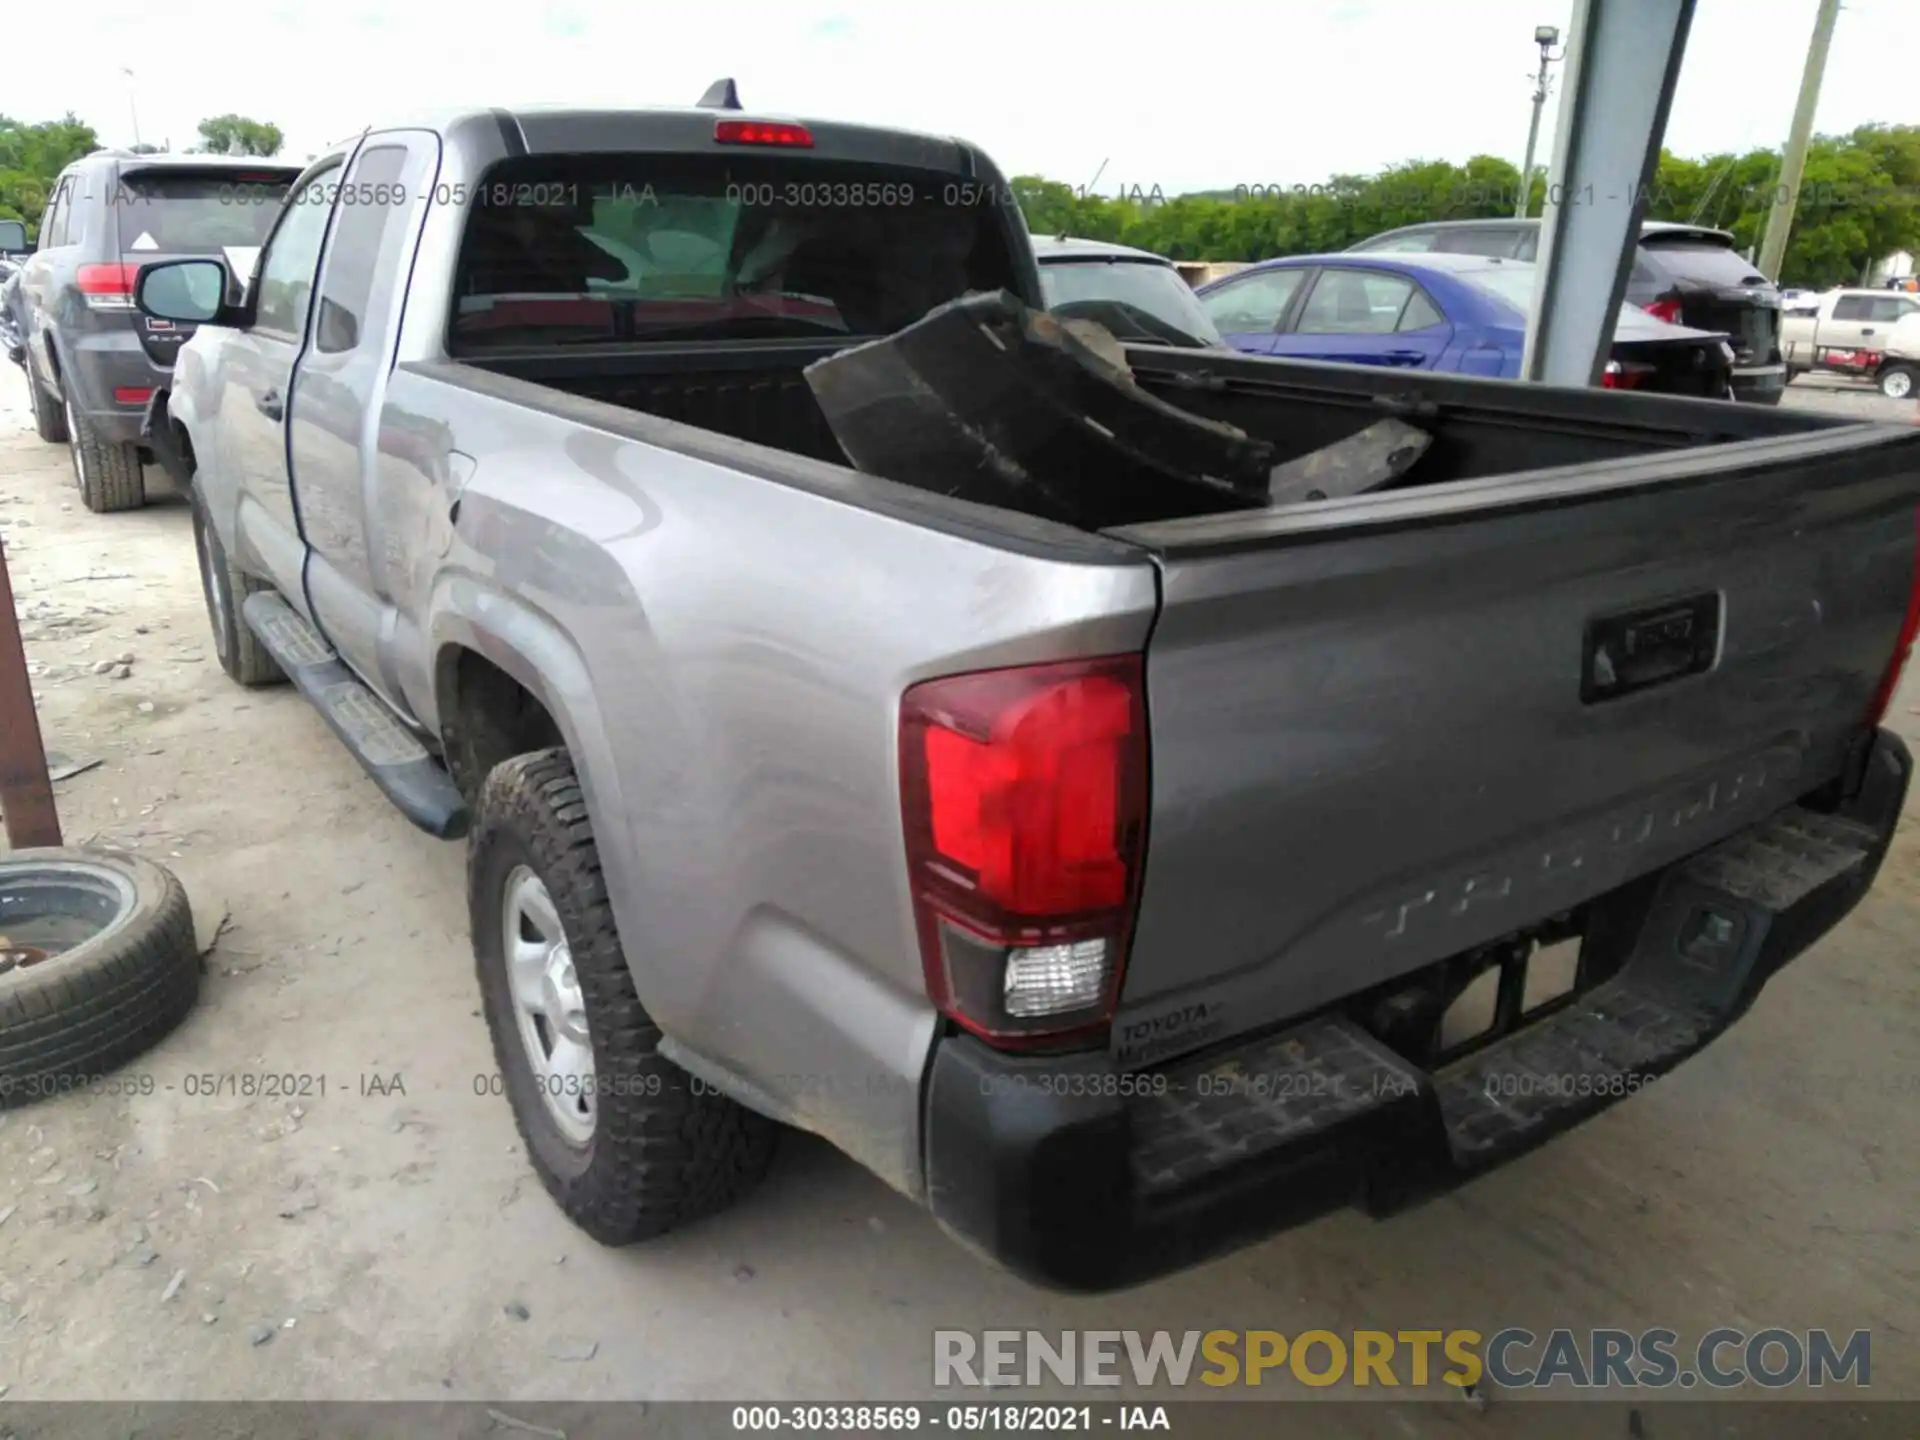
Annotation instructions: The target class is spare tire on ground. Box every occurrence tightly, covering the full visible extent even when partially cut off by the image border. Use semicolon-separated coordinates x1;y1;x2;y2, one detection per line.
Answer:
0;849;200;1107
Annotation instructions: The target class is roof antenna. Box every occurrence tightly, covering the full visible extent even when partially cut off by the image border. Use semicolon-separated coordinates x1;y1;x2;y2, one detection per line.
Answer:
698;78;742;110
1061;156;1107;241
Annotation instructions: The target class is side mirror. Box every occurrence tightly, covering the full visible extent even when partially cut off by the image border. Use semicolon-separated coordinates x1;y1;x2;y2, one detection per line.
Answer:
0;219;26;254
136;259;229;324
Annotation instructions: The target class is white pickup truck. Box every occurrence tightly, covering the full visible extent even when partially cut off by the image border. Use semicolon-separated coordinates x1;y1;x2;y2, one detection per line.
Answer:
1782;288;1920;396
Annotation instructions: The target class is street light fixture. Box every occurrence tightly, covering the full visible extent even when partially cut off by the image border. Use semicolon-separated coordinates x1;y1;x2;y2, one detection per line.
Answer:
1516;25;1567;218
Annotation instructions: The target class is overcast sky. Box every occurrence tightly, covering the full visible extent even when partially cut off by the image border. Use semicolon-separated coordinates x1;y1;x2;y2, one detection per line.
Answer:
20;0;1917;191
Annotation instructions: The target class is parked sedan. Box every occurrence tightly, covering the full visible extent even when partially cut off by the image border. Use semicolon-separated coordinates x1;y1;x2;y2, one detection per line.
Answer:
1195;252;1737;398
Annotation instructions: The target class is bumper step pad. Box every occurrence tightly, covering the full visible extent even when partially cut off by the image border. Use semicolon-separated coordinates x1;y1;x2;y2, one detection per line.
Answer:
1434;806;1878;1171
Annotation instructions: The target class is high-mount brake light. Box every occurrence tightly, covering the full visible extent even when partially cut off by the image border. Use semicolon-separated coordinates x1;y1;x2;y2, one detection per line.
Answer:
714;120;813;148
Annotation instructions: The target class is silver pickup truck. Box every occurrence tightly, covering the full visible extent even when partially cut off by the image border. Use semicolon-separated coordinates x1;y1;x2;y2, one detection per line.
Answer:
134;99;1920;1292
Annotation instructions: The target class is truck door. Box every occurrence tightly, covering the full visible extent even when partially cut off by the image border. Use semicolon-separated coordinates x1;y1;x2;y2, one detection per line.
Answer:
287;134;439;703
218;160;343;609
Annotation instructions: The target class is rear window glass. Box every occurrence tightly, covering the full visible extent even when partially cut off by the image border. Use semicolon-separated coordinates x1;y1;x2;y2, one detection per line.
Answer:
1038;258;1222;348
110;170;296;253
1639;239;1766;287
448;154;1020;351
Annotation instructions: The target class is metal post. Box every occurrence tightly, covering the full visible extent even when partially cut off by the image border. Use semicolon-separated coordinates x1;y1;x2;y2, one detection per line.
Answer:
122;67;142;151
1756;0;1842;283
0;536;61;849
1520;0;1697;388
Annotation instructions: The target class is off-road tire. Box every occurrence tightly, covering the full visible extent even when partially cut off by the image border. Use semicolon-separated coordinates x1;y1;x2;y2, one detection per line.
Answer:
0;849;200;1108
24;349;66;443
64;389;145;513
191;486;283;687
470;749;776;1244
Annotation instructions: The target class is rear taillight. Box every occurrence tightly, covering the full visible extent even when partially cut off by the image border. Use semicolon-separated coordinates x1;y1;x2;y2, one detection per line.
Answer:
1601;359;1655;390
1640;297;1683;325
900;655;1148;1048
1867;508;1920;727
77;262;138;311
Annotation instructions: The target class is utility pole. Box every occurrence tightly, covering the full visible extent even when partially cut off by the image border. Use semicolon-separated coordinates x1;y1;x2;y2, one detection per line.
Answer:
1757;0;1842;282
122;67;142;150
1515;25;1565;219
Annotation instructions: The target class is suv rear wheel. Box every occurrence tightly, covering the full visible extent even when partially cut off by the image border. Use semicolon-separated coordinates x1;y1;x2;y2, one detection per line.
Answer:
63;390;145;513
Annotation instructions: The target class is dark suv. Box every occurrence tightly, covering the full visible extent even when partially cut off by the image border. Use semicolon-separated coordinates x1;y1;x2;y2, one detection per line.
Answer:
15;150;299;510
1348;219;1787;404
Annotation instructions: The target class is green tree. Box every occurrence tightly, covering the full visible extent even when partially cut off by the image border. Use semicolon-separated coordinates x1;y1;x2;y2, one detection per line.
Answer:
1014;126;1920;288
0;112;99;234
194;114;283;157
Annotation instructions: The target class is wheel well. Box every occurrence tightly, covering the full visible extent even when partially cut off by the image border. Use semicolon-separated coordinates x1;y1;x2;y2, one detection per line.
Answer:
438;649;566;802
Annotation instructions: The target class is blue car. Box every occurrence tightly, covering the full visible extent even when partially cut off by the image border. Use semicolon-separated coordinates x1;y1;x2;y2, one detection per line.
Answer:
1195;252;1735;396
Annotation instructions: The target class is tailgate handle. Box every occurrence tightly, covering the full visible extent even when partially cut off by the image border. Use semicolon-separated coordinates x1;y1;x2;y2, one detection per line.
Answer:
1581;593;1720;704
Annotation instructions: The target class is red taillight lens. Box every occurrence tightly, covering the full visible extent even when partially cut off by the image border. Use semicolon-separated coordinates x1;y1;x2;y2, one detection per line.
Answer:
1640;297;1683;324
714;119;813;148
78;262;138;311
1600;359;1652;390
1867;508;1920;727
113;386;152;405
900;655;1148;1047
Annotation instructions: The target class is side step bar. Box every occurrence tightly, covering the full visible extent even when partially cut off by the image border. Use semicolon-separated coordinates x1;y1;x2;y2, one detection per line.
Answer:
241;592;469;840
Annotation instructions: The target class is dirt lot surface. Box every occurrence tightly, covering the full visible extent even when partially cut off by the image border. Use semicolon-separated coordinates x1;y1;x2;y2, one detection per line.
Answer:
0;363;1917;1423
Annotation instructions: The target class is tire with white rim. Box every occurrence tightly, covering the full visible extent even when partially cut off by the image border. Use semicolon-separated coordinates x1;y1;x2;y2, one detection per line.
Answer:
63;388;145;513
0;849;200;1107
1881;365;1916;401
469;748;776;1244
189;483;283;687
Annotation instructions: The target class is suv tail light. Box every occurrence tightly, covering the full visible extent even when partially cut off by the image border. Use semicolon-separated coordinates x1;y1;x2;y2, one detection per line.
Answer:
77;262;139;312
1867;508;1920;727
899;655;1148;1048
1640;297;1684;325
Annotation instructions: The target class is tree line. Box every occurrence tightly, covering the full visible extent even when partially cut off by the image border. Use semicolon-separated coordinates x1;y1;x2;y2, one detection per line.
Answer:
1013;124;1920;290
5;106;1914;289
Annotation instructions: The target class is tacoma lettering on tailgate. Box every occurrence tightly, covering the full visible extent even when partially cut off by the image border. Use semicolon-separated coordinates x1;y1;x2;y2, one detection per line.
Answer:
1359;747;1803;945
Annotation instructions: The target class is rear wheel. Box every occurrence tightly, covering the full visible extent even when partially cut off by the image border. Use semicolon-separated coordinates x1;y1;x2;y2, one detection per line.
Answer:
1881;365;1917;401
64;389;145;513
190;487;282;687
24;349;67;443
470;749;776;1244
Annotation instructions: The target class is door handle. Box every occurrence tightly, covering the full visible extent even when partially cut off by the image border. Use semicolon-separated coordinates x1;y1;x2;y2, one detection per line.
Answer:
257;389;283;421
1384;350;1426;365
1861;328;1876;337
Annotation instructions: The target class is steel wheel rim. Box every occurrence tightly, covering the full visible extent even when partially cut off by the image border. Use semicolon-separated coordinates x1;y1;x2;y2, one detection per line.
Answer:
501;865;596;1144
0;861;139;977
63;392;85;492
1887;370;1914;400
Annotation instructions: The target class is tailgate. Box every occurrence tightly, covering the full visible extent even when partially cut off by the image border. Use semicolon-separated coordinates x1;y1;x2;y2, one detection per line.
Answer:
1110;426;1920;1065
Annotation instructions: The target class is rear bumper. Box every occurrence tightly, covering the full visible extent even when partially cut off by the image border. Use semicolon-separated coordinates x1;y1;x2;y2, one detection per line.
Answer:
58;328;171;444
1730;363;1788;403
922;729;1909;1292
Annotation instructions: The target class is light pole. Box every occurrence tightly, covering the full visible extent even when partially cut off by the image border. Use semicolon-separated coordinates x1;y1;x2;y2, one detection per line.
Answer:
1515;25;1564;219
1756;0;1843;282
122;67;142;150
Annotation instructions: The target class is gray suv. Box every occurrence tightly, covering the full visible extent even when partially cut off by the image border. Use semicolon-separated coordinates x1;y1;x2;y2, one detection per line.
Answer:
15;150;298;510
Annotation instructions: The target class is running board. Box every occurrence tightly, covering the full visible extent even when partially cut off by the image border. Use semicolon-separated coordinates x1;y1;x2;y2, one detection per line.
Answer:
241;592;469;840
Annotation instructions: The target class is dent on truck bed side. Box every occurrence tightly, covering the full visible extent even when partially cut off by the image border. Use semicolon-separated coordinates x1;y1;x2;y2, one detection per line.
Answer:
397;366;1160;1195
